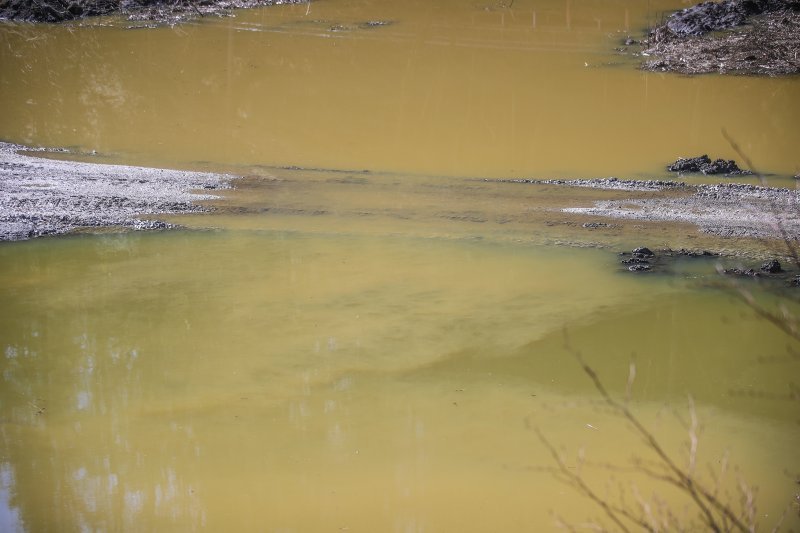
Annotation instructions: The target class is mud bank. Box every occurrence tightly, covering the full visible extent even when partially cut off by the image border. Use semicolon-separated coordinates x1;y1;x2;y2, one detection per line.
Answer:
537;178;800;240
0;142;234;241
639;0;800;76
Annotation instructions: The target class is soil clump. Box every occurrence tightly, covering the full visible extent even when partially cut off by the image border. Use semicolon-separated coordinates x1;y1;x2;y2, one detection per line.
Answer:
667;155;752;176
618;245;795;286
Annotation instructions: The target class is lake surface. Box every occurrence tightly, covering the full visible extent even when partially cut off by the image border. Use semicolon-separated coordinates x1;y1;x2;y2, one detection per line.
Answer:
1;0;799;530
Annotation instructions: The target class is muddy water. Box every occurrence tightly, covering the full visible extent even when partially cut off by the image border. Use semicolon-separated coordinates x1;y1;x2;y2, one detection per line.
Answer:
1;0;800;531
1;232;798;530
1;0;799;178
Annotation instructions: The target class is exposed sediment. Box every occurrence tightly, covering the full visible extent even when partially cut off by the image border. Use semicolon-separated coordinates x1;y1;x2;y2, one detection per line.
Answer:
550;179;800;240
0;141;234;241
487;177;800;241
638;0;800;76
495;177;688;192
4;142;798;246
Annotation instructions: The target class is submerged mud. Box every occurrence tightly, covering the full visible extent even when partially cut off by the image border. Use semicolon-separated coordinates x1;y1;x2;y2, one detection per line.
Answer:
0;142;233;241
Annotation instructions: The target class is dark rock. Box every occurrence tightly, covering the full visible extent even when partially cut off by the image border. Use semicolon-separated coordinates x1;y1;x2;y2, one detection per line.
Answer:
663;0;799;37
760;259;782;273
632;246;654;256
667;155;751;175
668;154;709;173
703;158;750;175
666;0;751;36
791;275;800;286
628;264;651;272
67;2;84;16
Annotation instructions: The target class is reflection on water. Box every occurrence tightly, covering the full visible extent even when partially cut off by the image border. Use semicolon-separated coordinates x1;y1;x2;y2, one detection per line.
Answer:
1;0;799;530
0;464;22;532
0;230;798;530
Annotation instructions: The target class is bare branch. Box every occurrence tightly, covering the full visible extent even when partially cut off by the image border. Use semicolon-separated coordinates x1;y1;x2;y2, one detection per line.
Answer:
534;427;652;532
561;331;751;532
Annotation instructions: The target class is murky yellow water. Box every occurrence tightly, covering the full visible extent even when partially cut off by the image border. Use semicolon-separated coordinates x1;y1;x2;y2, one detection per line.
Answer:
1;0;799;178
1;0;800;531
2;232;798;530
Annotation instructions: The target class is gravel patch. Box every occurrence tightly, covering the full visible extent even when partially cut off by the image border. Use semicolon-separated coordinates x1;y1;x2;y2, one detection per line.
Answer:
0;141;235;241
554;179;800;240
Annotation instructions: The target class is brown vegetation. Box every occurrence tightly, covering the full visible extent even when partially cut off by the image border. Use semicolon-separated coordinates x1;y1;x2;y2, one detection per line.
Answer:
641;7;800;76
640;0;800;76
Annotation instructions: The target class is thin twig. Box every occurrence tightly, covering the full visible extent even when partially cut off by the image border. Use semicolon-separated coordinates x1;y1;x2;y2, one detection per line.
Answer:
535;427;651;532
564;333;751;532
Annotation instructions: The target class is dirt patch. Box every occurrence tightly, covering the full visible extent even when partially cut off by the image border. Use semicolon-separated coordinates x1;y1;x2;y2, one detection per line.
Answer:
0;142;235;241
637;0;800;76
